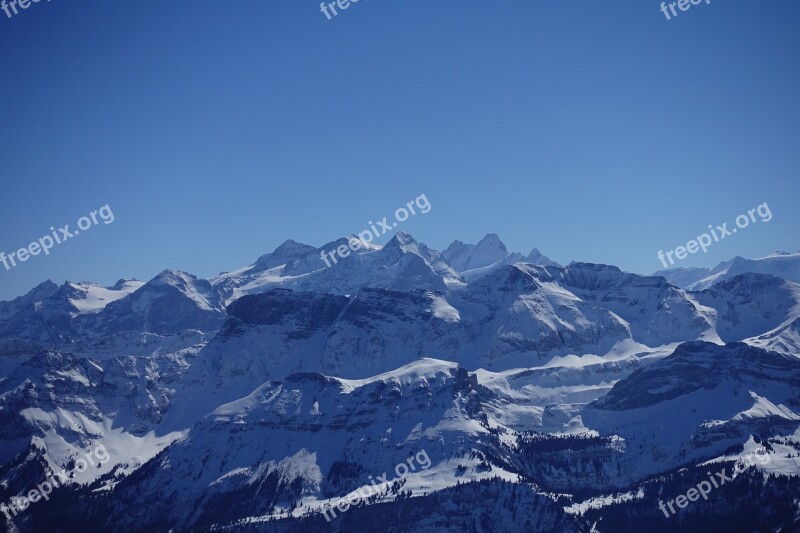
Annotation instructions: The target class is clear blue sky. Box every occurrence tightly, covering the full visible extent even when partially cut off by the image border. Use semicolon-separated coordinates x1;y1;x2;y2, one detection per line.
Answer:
1;0;799;300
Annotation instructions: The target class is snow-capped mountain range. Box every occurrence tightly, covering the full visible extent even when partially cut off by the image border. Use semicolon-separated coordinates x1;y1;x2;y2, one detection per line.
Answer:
653;251;800;290
1;233;799;532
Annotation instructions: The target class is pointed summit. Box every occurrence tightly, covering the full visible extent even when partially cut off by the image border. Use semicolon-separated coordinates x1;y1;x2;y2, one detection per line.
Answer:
149;269;201;288
0;280;60;320
86;268;225;336
382;232;462;283
476;233;508;254
21;280;59;302
384;231;420;252
272;239;316;258
526;248;559;267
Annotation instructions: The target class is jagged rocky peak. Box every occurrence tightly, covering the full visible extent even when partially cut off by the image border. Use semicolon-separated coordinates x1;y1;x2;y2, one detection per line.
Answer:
149;268;200;287
384;231;445;261
144;270;223;308
383;230;420;252
25;279;60;299
476;232;508;254
526;247;559;266
0;280;60;315
443;233;512;272
443;234;558;275
272;239;316;257
381;231;462;283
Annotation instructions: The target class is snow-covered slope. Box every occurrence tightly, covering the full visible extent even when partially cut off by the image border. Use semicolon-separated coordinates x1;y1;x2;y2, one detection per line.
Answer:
694;273;800;344
188;269;634;390
66;280;144;314
0;279;143;321
545;262;712;346
582;341;800;484
0;274;207;349
0;347;191;472
747;317;800;357
79;269;226;337
45;359;525;531
9;342;799;532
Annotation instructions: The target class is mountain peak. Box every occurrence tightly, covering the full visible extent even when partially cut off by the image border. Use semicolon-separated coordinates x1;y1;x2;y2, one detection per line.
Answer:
526;248;559;267
3;279;60;305
393;230;416;243
150;269;198;287
252;239;317;272
476;233;508;254
34;279;59;291
90;269;225;333
384;231;419;250
272;239;315;258
442;234;513;273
